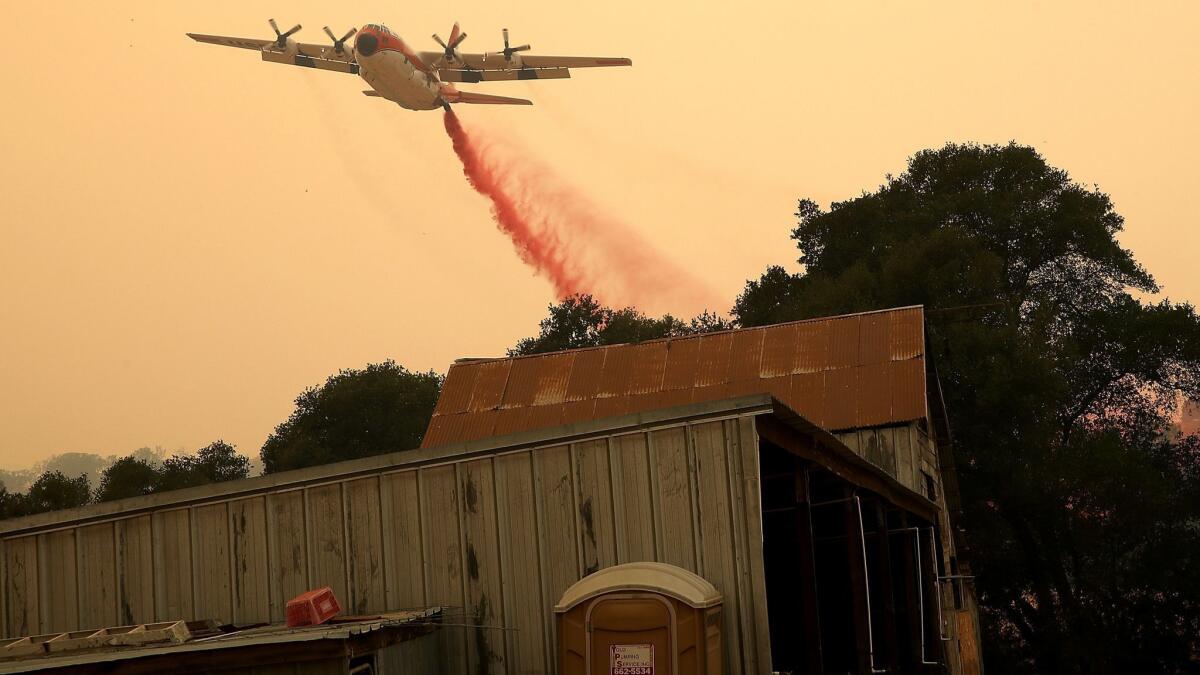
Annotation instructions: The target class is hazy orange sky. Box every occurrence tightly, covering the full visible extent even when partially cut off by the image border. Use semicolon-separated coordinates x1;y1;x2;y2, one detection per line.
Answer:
2;2;1197;470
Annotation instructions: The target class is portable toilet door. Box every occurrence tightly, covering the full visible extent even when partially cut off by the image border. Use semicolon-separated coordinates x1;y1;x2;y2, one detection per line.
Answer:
554;562;723;675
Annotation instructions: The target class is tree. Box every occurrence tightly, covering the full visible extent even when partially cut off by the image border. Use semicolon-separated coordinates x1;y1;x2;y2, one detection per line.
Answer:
261;361;443;474
735;142;1200;674
510;294;733;356
21;471;91;514
157;440;250;491
95;455;159;502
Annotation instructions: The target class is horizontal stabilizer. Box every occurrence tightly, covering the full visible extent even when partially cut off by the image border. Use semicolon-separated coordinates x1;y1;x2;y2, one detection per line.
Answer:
446;91;533;106
363;90;382;97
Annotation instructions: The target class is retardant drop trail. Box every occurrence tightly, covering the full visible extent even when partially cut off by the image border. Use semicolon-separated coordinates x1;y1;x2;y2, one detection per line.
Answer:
442;109;720;315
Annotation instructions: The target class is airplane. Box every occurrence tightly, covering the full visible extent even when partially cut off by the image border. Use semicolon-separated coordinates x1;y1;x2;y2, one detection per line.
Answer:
188;20;633;110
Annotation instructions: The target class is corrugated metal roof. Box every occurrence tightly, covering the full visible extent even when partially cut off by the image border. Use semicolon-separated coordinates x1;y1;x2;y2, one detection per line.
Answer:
423;306;927;447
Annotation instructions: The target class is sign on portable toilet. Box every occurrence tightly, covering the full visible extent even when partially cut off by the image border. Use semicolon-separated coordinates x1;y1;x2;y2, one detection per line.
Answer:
554;562;724;675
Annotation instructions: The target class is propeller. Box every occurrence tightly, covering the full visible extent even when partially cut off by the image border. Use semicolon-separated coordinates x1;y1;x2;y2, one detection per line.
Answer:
488;28;531;62
268;18;302;49
431;22;468;67
323;26;357;55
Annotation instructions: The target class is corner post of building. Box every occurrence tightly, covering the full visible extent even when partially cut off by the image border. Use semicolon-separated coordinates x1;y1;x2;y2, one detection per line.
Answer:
873;499;900;673
843;487;873;675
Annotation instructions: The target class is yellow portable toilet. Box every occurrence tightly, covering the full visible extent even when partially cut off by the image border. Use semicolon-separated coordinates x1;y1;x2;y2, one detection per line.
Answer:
554;562;723;675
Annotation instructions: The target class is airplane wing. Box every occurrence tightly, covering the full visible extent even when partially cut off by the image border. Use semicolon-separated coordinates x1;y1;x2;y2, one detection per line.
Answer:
418;52;632;72
438;67;570;83
187;33;359;74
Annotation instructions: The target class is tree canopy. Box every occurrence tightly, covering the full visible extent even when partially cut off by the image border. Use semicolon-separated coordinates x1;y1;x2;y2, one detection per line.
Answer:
260;361;442;474
510;294;731;356
736;142;1200;674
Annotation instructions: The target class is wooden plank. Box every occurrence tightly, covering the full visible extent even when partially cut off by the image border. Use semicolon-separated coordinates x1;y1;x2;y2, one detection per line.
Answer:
229;497;270;624
533;445;579;670
460;458;507;675
192;503;232;623
306;484;348;603
495;452;547;674
345;478;386;615
874;500;900;673
115;516;154;625
381;471;425;609
421;465;466;675
37;530;77;633
612;433;656;563
4;536;38;637
265;491;308;622
895;425;915;493
649;427;697;571
691;421;744;673
153;509;193;622
734;416;773;673
573;439;617;575
76;523;117;630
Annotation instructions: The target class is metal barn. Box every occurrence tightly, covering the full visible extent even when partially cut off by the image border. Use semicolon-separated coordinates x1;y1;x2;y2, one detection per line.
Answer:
0;306;983;674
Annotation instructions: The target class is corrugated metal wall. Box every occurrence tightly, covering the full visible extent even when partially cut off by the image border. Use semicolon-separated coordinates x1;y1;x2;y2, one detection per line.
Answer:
0;414;772;675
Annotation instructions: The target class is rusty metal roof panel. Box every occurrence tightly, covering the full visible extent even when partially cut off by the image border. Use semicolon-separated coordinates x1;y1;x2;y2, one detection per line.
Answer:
434;364;479;415
594;395;632;420
501;357;544;409
423;306;930;446
759;323;799;377
855;363;895;427
564;348;606;401
662;337;701;390
826;315;861;370
823;365;860;430
729;329;765;382
560;399;598;425
794;319;832;374
468;360;511;412
860;312;891;365
598;344;637;398
628;342;668;394
532;352;575;406
492;406;532;437
786;372;827;430
890;358;927;422
890;307;925;360
694;332;733;387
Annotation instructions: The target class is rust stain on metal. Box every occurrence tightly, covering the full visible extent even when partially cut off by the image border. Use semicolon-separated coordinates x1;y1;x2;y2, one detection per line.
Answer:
468;360;511;412
694;332;733;387
421;306;931;447
532;353;574;405
564;348;606;401
662;337;701;390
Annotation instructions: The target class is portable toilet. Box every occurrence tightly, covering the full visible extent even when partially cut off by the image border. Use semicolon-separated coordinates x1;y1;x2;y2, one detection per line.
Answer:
555;562;723;675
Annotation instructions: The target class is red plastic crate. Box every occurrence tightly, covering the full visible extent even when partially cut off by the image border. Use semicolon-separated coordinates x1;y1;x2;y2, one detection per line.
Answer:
286;586;341;627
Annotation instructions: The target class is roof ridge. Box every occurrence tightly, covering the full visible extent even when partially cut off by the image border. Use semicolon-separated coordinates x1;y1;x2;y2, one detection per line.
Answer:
451;304;926;367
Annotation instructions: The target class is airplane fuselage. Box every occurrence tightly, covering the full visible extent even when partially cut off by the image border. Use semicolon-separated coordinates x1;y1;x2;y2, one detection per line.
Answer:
353;24;446;111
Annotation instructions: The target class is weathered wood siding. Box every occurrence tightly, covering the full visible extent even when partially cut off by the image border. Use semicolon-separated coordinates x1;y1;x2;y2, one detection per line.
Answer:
0;414;772;675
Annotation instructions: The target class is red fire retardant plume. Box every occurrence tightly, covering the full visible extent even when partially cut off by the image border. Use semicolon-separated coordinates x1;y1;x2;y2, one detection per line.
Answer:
442;110;720;315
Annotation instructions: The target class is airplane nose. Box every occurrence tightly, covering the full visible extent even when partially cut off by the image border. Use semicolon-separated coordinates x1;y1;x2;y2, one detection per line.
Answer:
355;32;378;57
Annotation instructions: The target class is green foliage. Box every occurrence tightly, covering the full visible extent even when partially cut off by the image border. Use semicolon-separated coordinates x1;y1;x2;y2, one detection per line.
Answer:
94;456;159;502
260;361;442;474
156;440;249;492
18;471;91;515
510;294;733;356
735;142;1200;673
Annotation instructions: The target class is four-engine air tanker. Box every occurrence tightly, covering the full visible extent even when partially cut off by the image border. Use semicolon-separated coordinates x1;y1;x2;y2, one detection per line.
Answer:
188;20;632;110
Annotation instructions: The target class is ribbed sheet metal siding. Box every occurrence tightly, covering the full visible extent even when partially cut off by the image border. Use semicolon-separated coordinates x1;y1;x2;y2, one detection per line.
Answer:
0;415;772;675
424;306;927;448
